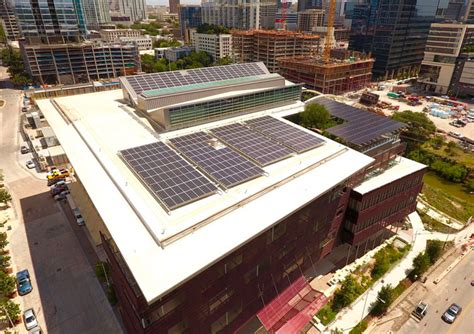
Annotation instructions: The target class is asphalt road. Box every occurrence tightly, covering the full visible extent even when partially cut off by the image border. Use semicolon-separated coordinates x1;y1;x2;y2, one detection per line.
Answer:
0;66;123;334
397;251;474;334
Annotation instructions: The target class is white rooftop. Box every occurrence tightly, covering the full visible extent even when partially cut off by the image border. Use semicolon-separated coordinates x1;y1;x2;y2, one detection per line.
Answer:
354;157;426;195
36;89;373;304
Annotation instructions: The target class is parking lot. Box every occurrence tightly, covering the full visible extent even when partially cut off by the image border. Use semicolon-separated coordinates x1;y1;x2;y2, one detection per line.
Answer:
0;66;123;333
342;81;474;140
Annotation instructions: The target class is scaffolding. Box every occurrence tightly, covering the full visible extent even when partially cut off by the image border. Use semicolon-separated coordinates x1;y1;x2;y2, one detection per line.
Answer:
278;52;375;95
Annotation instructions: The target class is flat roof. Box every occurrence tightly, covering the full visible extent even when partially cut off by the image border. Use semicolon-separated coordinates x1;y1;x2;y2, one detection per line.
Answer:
354;157;426;195
309;97;406;146
36;89;373;303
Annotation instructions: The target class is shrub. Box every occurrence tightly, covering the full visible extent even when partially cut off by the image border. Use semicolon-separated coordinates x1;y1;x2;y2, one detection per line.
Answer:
0;271;16;297
350;319;368;334
332;275;364;312
0;300;21;323
409;252;430;280
0;188;12;206
370;284;395;316
426;240;443;264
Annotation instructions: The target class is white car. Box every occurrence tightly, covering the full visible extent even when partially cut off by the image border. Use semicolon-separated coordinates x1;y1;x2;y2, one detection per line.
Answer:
23;308;38;330
73;208;85;226
25;161;36;169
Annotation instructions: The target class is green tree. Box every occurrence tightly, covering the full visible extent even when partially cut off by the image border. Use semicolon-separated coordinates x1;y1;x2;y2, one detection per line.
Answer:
392;110;436;142
300;103;334;130
216;56;233;66
0;232;8;250
196;23;230;34
140;54;156;73
0;271;16;297
426;240;443;264
153;39;181;48
0;300;21;323
0;188;12;206
430;135;444;149
370;284;395;316
371;251;390;280
465;178;474;192
410;252;430;280
332;275;363;311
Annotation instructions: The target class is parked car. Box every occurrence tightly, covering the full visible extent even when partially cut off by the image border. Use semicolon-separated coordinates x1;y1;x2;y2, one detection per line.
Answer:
47;177;66;187
73;208;85;226
46;169;69;180
20;146;30;154
50;185;67;196
25;161;35;169
54;190;70;201
23;308;38;330
442;303;462;323
412;301;428;320
28;326;42;334
16;269;33;296
448;131;463;139
51;180;67;188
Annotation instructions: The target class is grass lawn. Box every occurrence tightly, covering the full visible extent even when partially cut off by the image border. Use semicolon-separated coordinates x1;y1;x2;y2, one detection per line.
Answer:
422;172;474;222
422;143;474;168
317;304;338;325
417;210;457;234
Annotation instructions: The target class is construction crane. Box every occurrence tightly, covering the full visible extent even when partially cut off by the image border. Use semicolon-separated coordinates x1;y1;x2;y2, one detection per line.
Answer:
276;0;288;31
323;0;337;62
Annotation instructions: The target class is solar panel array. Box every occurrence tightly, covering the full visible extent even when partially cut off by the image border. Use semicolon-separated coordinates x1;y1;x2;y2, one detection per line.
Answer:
169;132;264;188
120;142;217;210
245;116;325;153
312;98;406;146
123;63;268;97
210;123;294;166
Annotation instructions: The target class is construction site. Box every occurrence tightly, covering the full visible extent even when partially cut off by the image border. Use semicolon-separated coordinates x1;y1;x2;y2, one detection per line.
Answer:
277;51;375;95
231;29;321;72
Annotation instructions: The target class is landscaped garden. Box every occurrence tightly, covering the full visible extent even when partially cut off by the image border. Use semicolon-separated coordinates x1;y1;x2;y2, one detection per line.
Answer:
417;209;457;234
316;242;409;325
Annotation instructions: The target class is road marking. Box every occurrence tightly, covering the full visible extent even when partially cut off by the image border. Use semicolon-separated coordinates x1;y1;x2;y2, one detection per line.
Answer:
446;298;474;334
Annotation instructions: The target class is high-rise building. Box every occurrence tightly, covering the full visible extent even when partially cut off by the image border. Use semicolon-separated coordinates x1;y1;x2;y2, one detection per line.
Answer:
169;0;180;14
260;0;278;29
297;0;323;12
14;0;88;43
35;62;424;333
297;8;325;33
109;0;146;22
82;0;111;30
348;0;450;79
418;23;474;95
191;30;232;61
465;0;474;23
232;30;320;72
0;0;21;41
21;41;140;84
202;0;261;30
178;5;202;40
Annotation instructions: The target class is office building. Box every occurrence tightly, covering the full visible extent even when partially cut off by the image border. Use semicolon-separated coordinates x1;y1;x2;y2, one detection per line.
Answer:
232;29;320;72
21;42;140;84
297;0;323;12
275;11;298;30
191;31;232;62
348;0;451;79
83;0;111;30
118;36;152;50
178;5;202;40
100;29;143;41
278;51;375;95
0;0;21;41
297;9;325;33
35;61;424;333
14;0;88;43
419;23;474;95
164;45;193;61
169;0;180;14
109;0;146;22
260;0;278;29
202;0;260;30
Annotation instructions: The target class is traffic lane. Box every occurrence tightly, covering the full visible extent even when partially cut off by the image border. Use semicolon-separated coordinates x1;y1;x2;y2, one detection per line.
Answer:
397;251;474;334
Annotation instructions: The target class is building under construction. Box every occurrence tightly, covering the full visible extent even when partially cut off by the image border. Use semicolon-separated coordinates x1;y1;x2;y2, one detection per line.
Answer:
278;51;375;95
231;29;320;72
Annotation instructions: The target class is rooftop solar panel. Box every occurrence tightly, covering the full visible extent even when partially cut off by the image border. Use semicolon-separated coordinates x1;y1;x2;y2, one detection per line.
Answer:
311;98;406;146
122;63;269;98
210;123;294;166
245;116;325;153
169;132;264;188
120;142;218;210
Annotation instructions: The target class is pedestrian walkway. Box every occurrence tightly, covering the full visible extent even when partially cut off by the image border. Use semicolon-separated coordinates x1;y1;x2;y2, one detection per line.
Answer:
417;199;464;230
323;211;474;333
